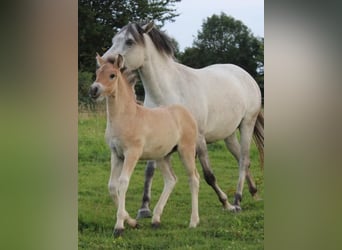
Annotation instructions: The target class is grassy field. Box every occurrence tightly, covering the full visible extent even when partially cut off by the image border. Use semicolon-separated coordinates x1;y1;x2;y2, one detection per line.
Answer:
78;112;264;249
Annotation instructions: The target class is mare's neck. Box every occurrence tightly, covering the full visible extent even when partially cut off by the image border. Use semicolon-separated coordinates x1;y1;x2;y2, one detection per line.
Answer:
138;40;178;105
106;75;137;120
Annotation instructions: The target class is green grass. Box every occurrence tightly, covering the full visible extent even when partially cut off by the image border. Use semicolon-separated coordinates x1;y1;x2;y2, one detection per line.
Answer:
78;112;264;249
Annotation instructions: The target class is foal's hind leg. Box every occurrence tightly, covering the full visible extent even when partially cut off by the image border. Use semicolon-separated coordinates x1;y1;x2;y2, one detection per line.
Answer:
197;135;238;212
178;144;200;228
224;132;259;200
151;156;177;228
234;117;257;207
137;160;156;219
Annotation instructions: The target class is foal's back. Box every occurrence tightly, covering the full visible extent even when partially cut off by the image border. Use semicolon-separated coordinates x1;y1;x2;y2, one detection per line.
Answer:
135;104;197;160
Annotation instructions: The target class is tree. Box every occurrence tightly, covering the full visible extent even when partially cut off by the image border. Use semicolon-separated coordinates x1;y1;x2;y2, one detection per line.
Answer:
79;0;181;73
179;13;264;101
79;0;181;106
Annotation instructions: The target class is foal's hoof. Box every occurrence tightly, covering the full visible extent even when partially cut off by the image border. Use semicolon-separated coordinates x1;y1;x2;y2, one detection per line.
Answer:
113;228;124;238
233;205;242;212
136;208;152;219
151;222;161;229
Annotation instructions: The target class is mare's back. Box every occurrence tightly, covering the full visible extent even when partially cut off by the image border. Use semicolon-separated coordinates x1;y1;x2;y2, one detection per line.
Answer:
177;63;261;111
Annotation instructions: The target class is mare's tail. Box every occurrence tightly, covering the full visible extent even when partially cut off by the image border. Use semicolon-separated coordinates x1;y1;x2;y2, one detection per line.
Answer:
253;111;264;169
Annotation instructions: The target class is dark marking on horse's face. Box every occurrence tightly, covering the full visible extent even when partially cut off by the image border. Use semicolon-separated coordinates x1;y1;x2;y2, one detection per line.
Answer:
106;57;115;65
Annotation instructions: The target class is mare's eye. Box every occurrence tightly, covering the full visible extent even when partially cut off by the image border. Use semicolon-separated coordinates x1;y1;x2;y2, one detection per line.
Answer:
125;39;134;46
110;74;115;79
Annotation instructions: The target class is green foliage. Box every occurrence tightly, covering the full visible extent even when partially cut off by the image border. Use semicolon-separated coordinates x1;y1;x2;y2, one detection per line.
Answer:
79;0;181;105
179;13;264;102
78;71;95;108
79;112;264;249
79;0;181;73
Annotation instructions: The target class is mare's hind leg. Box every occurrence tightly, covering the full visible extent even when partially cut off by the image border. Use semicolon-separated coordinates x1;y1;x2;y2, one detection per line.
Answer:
224;132;259;201
234;117;258;207
151;156;177;227
137;160;156;219
197;135;238;212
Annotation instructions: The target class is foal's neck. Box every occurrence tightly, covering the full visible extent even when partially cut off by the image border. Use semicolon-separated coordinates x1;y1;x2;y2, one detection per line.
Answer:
106;74;137;119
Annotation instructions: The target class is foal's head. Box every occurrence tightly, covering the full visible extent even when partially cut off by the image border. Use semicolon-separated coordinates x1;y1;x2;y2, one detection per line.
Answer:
89;54;124;101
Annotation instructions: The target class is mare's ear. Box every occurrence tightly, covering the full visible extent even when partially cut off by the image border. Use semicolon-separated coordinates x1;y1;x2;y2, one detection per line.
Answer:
142;21;154;33
116;54;125;69
96;53;105;66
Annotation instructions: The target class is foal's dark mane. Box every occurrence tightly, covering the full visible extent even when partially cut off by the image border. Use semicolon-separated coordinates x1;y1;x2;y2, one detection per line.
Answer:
105;57;138;87
121;67;138;87
120;68;143;104
123;22;175;57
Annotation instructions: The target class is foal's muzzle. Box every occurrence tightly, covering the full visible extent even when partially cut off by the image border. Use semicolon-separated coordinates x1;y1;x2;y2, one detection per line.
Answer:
89;85;100;99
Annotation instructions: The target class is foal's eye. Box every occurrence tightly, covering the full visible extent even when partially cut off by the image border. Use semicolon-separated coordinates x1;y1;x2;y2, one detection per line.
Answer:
125;39;134;46
110;74;115;79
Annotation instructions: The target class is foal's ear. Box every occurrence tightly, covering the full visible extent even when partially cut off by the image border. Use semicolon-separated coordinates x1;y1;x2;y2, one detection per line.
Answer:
96;53;105;66
115;54;125;69
142;21;154;33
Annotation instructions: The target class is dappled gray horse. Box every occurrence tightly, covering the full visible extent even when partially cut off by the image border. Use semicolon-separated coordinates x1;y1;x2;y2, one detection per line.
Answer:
103;22;264;217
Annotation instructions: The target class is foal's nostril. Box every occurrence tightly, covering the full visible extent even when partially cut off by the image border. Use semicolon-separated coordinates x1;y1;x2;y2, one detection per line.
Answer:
89;86;99;98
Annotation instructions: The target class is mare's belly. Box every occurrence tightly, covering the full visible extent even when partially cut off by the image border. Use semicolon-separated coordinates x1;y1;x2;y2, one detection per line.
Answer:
204;118;241;143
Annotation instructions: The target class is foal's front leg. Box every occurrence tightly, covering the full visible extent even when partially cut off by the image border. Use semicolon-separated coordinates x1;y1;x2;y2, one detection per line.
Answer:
108;152;123;206
114;150;141;237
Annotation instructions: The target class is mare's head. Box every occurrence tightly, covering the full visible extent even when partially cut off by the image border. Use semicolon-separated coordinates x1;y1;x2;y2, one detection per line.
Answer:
89;53;124;101
102;22;174;70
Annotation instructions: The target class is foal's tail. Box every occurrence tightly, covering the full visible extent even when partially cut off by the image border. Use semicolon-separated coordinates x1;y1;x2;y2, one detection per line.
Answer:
253;111;264;169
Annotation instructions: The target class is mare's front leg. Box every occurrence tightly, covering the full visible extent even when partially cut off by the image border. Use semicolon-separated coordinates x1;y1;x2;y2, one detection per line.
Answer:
114;150;141;237
137;160;156;219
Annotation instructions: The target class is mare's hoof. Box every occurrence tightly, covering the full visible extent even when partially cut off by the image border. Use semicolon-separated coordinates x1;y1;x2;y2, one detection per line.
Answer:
136;208;152;219
253;193;263;201
113;228;124;238
234;193;242;207
225;204;242;213
151;222;161;229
